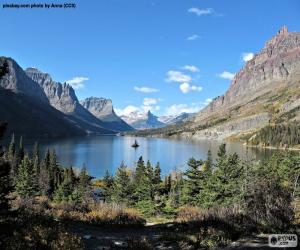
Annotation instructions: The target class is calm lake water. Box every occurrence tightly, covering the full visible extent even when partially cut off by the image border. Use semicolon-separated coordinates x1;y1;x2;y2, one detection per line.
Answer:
6;135;275;178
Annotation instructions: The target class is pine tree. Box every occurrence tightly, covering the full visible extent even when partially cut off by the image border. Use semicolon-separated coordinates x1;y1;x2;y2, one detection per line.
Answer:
8;134;18;179
17;136;25;162
153;162;162;185
213;145;244;206
39;149;51;196
133;157;153;202
53;167;76;203
78;165;91;203
0;124;11;210
49;150;61;193
102;170;114;202
8;134;15;162
182;158;205;205
112;162;132;204
15;155;36;198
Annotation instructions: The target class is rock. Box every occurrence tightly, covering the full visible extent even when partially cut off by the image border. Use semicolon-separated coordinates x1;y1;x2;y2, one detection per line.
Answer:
25;68;115;134
81;97;133;131
196;26;300;123
0;58;48;103
0;58;86;137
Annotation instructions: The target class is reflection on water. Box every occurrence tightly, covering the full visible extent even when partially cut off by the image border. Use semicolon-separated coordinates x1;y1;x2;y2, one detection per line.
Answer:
5;135;275;178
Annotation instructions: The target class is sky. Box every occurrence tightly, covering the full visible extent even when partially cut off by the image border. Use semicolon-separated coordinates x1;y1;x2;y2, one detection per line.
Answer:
1;0;300;117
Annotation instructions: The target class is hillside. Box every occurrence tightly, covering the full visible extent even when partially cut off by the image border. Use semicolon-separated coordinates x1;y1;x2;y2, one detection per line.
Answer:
128;26;300;147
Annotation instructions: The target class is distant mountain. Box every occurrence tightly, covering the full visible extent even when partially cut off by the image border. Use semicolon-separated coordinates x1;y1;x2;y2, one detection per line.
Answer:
121;111;196;130
0;57;86;137
25;68;116;134
131;26;300;143
122;110;165;130
159;113;196;125
80;97;134;132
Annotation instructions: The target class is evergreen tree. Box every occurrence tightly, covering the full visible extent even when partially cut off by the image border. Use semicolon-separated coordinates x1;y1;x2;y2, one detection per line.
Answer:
0;123;12;210
8;134;18;179
213;145;244;206
112;162;132;204
132;157;154;202
204;149;213;172
153;162;162;185
182;158;205;205
15;155;36;198
39;149;51;196
17;136;25;162
102;170;114;202
78;165;91;202
8;134;15;162
49;150;61;193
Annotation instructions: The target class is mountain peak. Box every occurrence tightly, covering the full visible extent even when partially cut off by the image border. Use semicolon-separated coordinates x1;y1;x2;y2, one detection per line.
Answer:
265;25;291;48
278;25;288;36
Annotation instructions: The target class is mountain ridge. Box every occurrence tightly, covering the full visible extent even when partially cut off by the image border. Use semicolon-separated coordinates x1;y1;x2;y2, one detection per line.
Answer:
127;26;300;143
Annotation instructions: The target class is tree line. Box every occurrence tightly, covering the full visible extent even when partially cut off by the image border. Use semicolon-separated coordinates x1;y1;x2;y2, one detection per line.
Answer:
101;144;300;229
0;130;91;209
250;122;300;147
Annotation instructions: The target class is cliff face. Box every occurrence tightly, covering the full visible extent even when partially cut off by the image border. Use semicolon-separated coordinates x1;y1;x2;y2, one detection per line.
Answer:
81;97;134;131
196;26;300;123
25;68;115;134
25;68;79;114
0;58;86;137
0;58;49;103
137;27;300;140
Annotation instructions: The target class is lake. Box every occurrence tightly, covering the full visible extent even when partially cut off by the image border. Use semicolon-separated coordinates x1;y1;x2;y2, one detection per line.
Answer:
6;135;275;178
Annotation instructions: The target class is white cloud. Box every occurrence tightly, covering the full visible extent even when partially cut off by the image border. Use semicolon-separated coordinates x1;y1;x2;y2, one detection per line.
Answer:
66;77;89;89
188;7;214;16
180;82;202;94
142;105;160;112
218;71;235;80
182;65;199;72
187;34;201;41
115;105;140;116
165;98;212;116
166;70;192;83
116;99;161;117
134;86;159;93
143;97;159;106
242;52;254;62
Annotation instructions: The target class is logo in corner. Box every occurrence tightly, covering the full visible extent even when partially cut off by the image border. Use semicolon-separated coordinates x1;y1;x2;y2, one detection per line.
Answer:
268;234;297;248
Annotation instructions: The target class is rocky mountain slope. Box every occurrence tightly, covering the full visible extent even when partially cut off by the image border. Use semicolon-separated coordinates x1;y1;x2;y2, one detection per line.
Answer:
130;26;300;141
0;58;86;137
80;97;133;131
25;68;119;134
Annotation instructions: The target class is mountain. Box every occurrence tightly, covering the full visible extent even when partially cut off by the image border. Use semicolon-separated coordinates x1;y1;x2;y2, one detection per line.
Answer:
123;110;165;130
0;58;49;103
25;68;115;134
129;26;300;142
159;113;196;125
80;97;133;131
0;57;86;137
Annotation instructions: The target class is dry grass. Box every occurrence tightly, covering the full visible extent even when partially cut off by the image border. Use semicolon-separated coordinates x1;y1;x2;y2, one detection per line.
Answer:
176;205;242;223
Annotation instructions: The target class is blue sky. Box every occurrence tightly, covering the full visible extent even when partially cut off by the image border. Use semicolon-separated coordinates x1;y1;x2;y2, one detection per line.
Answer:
1;0;300;116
